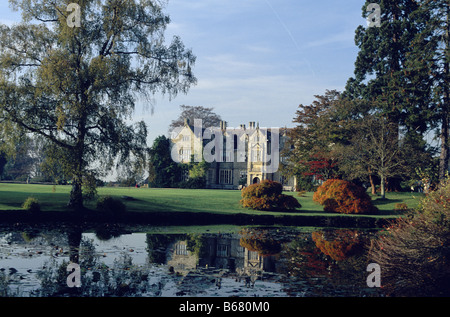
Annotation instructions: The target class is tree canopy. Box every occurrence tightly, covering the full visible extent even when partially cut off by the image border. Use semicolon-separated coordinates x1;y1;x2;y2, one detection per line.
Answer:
169;105;222;133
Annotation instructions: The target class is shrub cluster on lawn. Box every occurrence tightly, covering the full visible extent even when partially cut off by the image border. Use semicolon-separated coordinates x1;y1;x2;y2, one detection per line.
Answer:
313;179;378;214
369;178;450;296
240;180;301;212
22;197;41;213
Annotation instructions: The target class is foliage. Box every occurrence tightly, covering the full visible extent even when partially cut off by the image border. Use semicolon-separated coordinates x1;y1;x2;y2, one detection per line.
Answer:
239;228;282;257
82;172;99;201
22;196;41;212
345;0;427;131
311;230;365;261
300;152;339;182
393;203;409;212
186;234;208;258
178;158;209;189
337;114;410;199
169;105;222;133
240;180;301;212
96;196;126;216
405;0;449;180
179;176;206;189
313;179;378;214
148;135;183;188
369;178;450;296
281;90;348;183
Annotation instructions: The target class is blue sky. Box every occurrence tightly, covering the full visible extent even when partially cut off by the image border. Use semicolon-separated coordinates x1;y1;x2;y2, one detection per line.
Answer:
0;0;369;144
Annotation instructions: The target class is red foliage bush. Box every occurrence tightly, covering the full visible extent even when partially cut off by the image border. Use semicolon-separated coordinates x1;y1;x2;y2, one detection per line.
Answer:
313;179;377;214
240;180;301;212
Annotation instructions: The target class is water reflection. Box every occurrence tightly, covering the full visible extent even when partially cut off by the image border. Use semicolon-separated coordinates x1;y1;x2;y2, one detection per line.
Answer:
0;224;382;297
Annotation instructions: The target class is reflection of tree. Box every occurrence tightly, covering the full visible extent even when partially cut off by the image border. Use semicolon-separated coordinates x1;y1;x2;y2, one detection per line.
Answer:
94;224;124;241
311;230;364;261
67;227;82;264
239;228;282;257
146;234;185;265
278;230;376;297
186;234;208;258
281;235;330;278
0;270;13;296
35;238;165;297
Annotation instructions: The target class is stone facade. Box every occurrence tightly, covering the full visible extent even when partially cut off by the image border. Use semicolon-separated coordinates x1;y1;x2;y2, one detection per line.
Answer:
170;120;296;191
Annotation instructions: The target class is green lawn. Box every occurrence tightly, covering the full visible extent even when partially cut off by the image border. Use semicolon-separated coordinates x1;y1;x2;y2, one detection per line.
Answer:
0;182;426;218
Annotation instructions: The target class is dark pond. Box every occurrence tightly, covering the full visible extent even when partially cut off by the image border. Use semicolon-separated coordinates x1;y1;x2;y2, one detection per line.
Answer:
0;223;383;297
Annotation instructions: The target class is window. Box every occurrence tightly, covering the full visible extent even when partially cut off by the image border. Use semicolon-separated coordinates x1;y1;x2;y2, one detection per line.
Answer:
219;170;233;184
237;246;245;257
251;149;262;162
175;243;188;255
217;244;228;257
182;135;190;142
248;251;259;260
179;148;191;162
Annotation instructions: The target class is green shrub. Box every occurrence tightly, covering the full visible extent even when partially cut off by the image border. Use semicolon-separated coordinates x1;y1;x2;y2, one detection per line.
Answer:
22;197;41;213
240;180;301;212
96;196;126;216
313;179;378;214
178;177;206;189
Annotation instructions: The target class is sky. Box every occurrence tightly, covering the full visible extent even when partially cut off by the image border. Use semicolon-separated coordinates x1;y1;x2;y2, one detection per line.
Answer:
0;0;369;145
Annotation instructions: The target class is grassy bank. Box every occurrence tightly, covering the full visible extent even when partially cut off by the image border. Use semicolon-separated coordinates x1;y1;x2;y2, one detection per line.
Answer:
0;183;425;227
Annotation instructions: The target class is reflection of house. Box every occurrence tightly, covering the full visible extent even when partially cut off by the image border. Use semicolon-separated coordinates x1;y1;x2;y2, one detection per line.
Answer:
166;240;198;275
170;120;297;190
165;234;276;277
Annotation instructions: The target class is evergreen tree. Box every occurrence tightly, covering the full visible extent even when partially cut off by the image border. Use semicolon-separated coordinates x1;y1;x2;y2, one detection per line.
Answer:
148;135;182;188
406;0;450;180
345;0;429;135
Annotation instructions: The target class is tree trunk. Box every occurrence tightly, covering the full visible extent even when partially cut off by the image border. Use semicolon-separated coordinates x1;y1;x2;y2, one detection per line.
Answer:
67;129;86;211
68;176;83;210
369;171;376;195
380;175;386;199
439;112;449;181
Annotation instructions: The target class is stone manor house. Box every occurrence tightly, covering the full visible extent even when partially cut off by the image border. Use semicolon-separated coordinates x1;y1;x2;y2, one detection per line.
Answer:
170;119;297;190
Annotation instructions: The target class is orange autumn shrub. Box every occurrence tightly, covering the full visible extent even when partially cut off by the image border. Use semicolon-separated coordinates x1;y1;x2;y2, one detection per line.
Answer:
313;179;377;214
240;180;301;212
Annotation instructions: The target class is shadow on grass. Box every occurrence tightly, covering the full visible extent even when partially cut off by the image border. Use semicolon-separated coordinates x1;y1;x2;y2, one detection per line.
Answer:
372;198;403;205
